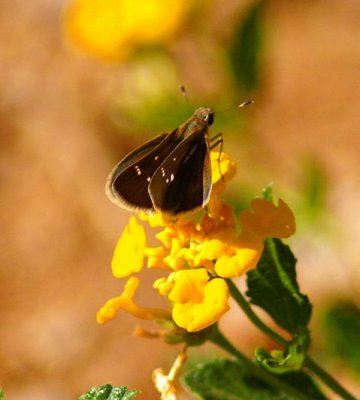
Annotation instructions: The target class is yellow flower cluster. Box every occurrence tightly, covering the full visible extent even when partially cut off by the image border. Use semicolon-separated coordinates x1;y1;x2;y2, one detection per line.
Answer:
63;0;190;61
97;152;296;332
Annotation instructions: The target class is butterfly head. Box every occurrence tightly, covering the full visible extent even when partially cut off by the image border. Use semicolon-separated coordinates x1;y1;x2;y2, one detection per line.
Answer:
193;107;215;126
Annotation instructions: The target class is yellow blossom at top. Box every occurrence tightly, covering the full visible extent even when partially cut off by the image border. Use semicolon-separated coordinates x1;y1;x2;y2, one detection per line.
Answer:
63;0;191;61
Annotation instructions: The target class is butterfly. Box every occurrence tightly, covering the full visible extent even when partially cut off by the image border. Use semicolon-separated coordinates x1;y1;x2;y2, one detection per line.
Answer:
106;107;221;216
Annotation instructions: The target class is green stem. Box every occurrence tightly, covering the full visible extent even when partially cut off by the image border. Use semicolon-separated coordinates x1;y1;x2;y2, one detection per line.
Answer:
226;278;358;400
209;325;313;400
209;324;249;363
226;279;288;346
305;356;358;400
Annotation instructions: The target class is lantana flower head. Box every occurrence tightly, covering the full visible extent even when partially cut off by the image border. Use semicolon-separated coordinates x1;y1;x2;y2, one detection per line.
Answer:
97;151;296;333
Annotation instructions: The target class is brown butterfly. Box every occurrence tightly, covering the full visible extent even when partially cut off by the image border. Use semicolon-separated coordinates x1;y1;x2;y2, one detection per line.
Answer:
106;101;252;215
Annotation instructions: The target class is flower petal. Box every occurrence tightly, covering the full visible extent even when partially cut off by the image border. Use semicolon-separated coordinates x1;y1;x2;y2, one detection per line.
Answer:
97;277;169;324
159;269;230;332
210;151;237;191
173;278;230;332
193;239;233;268
215;231;263;278
111;216;146;278
145;246;171;270
240;198;296;239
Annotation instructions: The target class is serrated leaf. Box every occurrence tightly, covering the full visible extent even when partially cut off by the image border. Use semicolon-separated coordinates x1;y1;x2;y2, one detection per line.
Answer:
184;359;326;400
228;0;265;92
246;239;312;333
323;302;360;372
280;372;327;400
79;384;139;400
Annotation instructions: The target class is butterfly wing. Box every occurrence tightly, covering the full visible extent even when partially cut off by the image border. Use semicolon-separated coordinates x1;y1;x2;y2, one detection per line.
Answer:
149;131;211;214
106;130;182;212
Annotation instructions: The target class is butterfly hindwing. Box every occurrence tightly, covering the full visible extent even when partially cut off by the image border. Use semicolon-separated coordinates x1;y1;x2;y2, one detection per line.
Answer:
149;131;211;214
106;129;182;212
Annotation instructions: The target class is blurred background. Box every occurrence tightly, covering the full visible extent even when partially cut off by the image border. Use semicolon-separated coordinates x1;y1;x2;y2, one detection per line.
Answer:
0;0;359;398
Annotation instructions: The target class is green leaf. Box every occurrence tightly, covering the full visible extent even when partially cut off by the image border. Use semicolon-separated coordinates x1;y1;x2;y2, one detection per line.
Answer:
0;388;3;400
280;372;327;400
79;384;139;400
184;359;326;399
246;239;312;333
323;302;360;372
256;331;310;374
228;0;265;92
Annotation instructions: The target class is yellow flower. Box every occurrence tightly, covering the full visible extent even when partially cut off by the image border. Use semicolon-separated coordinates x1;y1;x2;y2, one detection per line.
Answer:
139;211;170;228
63;0;190;61
199;197;237;233
215;231;264;278
194;238;232;266
155;269;230;332
145;246;171;270
99;149;297;333
210;151;237;194
240;198;296;239
97;276;169;324
111;216;146;278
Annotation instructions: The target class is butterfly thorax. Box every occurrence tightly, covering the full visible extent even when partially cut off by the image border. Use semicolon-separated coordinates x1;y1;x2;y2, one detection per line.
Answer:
193;107;215;122
178;107;215;140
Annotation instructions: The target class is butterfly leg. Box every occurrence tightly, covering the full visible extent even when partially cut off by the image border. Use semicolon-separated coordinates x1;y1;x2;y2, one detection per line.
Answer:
209;133;224;181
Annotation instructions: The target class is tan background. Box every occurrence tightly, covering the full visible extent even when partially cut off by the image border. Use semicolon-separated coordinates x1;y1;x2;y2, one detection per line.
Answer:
0;0;359;398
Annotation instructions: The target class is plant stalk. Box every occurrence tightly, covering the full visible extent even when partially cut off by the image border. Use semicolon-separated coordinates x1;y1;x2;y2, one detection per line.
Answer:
226;279;288;346
226;279;358;400
209;325;313;400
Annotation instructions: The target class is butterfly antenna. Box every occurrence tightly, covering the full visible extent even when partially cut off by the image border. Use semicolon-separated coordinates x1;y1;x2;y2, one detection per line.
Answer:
238;99;254;108
215;99;254;113
179;85;189;104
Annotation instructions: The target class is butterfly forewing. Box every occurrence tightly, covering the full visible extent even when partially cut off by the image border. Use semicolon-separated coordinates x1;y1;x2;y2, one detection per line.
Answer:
149;131;211;214
107;130;182;211
107;106;217;215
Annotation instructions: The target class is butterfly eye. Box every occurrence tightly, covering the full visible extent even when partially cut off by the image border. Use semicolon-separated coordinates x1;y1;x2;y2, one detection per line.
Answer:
204;113;214;126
